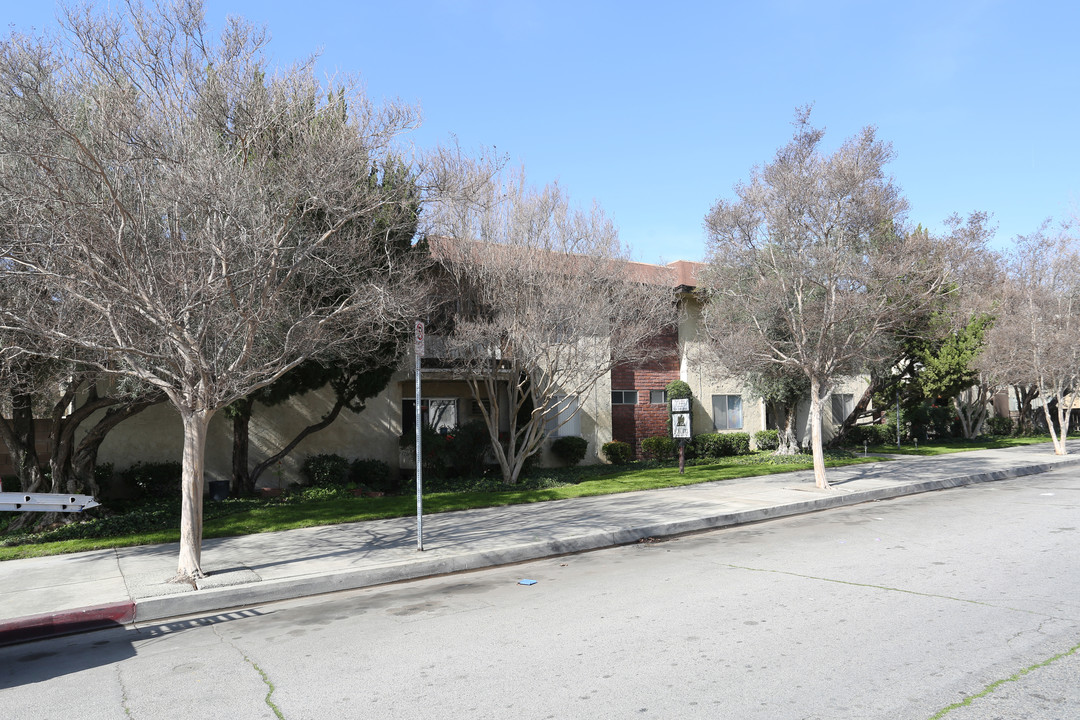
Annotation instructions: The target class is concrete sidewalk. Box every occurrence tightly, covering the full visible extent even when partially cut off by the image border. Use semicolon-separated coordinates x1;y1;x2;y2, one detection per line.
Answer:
3;442;1079;645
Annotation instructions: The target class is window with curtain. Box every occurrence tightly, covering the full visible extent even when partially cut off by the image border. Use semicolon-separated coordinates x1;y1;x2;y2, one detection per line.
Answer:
712;394;743;430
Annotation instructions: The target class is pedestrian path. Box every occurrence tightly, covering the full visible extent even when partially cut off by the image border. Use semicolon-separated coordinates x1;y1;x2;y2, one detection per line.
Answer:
2;441;1078;644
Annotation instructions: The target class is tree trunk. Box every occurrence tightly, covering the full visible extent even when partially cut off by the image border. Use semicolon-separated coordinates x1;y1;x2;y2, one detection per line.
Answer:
832;361;914;446
248;396;346;490
1044;393;1072;456
175;407;214;582
487;373;522;486
0;392;48;532
230;397;254;496
71;397;163;495
833;376;879;444
1013;385;1038;435
30;383;137;531
775;401;800;455
953;385;988;440
809;377;830;490
1;391;47;493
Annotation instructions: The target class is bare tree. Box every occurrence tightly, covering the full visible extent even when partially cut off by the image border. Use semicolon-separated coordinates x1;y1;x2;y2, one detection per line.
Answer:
426;159;676;484
0;1;422;580
701;111;966;489
980;223;1080;454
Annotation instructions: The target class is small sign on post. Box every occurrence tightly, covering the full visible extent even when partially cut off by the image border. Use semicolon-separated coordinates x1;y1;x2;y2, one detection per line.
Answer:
414;319;425;356
670;397;692;474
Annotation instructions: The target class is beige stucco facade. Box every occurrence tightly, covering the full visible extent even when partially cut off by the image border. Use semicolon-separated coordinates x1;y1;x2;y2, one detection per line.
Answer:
92;378;404;489
677;293;870;448
79;265;868;490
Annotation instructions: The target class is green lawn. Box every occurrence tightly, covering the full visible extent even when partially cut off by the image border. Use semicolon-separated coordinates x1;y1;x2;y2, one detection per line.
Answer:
0;453;881;561
861;435;1054;457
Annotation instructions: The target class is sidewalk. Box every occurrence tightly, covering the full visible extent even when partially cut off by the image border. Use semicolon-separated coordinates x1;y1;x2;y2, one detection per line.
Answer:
2;442;1079;645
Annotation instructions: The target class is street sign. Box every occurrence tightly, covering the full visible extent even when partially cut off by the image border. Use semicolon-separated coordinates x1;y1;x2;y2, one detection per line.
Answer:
415;320;425;356
0;493;101;512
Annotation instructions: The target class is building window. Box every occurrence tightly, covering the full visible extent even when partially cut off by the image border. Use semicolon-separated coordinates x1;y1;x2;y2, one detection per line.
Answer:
831;393;854;424
546;395;581;437
712;394;743;430
403;398;458;436
611;390;639;405
649;389;667;404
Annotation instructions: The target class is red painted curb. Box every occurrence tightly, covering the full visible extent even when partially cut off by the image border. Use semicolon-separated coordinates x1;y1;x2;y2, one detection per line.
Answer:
0;601;135;646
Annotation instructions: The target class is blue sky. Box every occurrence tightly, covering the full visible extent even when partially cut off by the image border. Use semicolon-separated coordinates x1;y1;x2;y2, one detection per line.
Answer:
8;1;1079;264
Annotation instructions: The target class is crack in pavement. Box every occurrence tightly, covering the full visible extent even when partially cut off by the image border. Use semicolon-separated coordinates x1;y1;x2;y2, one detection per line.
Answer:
212;624;285;720
926;638;1080;719
721;563;1076;620
115;664;133;718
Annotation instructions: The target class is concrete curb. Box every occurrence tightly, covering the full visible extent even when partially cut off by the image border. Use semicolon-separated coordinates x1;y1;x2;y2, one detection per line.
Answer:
0;600;134;647
130;457;1080;624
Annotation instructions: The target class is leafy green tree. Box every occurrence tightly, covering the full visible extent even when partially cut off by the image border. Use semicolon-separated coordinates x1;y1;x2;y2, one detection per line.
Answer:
914;314;995;438
744;366;809;455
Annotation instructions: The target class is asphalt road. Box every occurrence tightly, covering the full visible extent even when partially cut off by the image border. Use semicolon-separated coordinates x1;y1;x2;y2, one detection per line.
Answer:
2;466;1078;719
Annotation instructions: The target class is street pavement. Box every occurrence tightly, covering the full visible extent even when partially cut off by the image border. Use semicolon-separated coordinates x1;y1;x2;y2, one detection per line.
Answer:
2;441;1078;645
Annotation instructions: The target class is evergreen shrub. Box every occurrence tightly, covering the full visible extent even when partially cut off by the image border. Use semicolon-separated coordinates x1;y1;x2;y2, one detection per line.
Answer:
753;430;780;451
601;441;633;465
551;436;589;466
640;435;677;461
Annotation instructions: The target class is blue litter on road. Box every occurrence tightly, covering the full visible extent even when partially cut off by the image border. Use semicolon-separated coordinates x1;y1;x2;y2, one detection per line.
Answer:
518;579;537;585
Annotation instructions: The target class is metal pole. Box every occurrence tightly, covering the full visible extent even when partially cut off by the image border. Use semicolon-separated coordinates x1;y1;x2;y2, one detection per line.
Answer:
896;390;901;449
415;320;424;552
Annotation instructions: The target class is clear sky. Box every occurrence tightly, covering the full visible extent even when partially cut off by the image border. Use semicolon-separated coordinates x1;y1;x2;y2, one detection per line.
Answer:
7;1;1079;264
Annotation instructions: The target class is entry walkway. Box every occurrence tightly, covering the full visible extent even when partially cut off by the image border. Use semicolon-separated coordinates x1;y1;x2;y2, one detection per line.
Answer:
2;441;1078;644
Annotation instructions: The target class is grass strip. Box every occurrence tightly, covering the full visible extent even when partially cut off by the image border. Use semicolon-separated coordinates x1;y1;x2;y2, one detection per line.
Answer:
862;435;1053;457
0;455;880;561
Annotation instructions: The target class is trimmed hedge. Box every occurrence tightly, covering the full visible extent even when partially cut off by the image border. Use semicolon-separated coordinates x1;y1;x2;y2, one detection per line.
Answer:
640;435;677;461
601;441;633;465
986;416;1013;436
117;461;182;500
301;454;351;486
551;436;589;466
692;432;751;458
350;458;395;493
753;430;780;451
846;424;896;446
665;379;692;400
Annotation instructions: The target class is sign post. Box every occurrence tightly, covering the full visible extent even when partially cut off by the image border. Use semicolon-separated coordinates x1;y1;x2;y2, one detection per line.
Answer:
671;397;691;474
415;320;424;551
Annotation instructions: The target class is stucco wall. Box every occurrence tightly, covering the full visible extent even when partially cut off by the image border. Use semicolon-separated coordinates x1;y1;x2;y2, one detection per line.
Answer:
678;294;869;447
93;375;406;490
